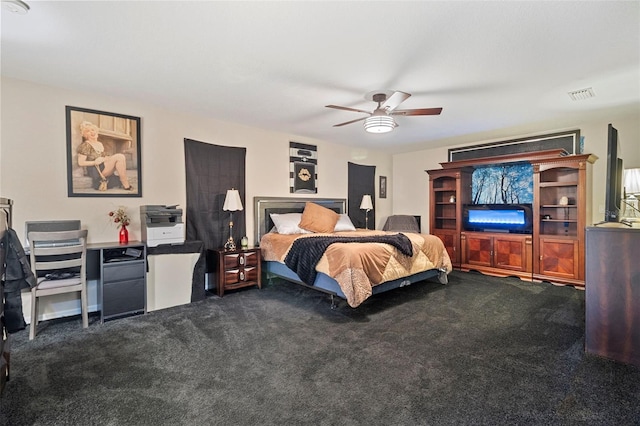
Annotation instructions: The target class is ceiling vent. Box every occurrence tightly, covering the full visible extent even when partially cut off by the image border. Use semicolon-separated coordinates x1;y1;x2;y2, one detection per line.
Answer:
568;87;595;101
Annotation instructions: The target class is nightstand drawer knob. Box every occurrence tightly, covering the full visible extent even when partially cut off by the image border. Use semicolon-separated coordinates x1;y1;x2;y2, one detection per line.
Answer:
239;271;245;281
239;255;245;266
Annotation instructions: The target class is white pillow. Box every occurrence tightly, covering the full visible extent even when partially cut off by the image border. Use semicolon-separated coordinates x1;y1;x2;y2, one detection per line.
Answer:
334;214;356;232
270;213;311;235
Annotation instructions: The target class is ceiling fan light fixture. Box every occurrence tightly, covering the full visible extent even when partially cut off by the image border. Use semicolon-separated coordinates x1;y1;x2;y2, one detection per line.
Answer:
364;115;396;134
2;0;30;14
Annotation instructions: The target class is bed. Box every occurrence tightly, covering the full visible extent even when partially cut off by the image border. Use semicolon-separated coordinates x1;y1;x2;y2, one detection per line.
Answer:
254;197;452;308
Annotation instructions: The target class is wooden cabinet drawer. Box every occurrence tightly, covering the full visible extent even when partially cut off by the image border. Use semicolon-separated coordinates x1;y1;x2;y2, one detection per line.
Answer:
222;251;258;269
223;266;259;285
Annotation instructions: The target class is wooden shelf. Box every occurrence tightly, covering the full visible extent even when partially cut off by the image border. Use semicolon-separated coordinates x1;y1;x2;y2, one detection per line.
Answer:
539;181;579;187
539;233;577;238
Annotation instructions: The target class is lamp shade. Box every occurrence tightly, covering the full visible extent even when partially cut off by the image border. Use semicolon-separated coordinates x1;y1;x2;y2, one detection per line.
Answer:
222;189;243;211
360;194;373;211
364;115;396;133
624;168;640;195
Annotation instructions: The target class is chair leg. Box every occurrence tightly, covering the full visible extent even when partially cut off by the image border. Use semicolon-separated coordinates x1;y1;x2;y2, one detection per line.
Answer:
2;352;9;382
80;288;88;329
29;290;38;340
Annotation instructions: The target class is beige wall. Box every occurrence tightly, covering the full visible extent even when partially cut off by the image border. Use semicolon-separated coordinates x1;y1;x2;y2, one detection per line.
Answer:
0;77;393;246
2;75;638;246
393;113;640;228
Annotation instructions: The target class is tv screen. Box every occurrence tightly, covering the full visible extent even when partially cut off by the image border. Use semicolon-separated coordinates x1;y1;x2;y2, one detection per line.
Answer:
604;124;623;222
463;204;533;234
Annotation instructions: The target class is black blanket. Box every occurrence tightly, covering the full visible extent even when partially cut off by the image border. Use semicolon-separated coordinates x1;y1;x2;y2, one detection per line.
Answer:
284;233;413;285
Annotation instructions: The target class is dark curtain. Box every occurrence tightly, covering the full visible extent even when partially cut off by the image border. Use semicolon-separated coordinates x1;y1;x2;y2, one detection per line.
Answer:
348;162;376;229
184;139;246;286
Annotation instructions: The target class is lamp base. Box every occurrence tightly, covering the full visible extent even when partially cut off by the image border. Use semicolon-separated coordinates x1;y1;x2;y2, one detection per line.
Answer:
224;236;236;251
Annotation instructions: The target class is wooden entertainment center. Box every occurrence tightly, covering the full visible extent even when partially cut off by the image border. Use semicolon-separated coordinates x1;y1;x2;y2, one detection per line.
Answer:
427;149;597;286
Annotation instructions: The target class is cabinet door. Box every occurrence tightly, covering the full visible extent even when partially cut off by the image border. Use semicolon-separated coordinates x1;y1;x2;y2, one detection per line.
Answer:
538;237;578;279
493;235;529;272
433;230;459;266
464;234;493;267
102;279;145;318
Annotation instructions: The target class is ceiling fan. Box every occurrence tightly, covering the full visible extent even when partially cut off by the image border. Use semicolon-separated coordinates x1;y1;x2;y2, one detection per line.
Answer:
325;90;443;133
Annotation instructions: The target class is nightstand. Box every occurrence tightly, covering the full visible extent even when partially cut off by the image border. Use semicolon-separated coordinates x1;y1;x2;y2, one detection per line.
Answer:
212;247;261;297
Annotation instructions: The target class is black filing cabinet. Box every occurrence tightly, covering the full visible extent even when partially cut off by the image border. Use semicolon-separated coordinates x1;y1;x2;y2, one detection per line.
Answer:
92;241;146;322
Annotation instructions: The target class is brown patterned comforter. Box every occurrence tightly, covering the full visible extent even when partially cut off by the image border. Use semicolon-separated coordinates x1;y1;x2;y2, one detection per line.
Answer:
260;230;453;307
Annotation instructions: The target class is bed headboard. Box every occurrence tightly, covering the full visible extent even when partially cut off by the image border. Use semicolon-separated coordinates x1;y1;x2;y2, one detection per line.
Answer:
253;197;347;244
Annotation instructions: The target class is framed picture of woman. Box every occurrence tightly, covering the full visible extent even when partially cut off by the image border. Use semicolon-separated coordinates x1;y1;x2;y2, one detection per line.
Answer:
66;106;142;197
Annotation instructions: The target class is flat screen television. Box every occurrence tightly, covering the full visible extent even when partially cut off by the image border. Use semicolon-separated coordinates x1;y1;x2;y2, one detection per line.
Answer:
463;204;533;234
604;124;623;223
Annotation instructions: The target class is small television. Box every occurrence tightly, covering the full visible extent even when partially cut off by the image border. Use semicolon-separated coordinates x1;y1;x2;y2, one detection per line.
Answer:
604;124;623;223
463;204;533;234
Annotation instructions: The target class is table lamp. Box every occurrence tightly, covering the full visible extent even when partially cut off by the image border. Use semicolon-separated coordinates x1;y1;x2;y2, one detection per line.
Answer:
360;194;373;229
223;189;243;250
623;168;640;218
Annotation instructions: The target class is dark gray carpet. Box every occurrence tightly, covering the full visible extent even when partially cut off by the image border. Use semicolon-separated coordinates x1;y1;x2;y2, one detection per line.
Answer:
1;271;638;425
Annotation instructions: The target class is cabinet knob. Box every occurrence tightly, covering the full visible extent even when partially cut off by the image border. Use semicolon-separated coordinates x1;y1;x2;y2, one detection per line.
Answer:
239;255;245;265
239;271;245;281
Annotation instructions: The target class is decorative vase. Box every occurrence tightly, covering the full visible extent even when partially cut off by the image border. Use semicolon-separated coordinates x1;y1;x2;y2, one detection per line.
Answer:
119;224;129;244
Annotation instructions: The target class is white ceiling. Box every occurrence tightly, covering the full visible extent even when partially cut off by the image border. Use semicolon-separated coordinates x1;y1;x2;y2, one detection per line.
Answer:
2;1;639;153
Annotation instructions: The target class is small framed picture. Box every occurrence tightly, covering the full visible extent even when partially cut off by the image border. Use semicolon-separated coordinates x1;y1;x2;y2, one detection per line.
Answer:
66;106;142;197
379;176;387;199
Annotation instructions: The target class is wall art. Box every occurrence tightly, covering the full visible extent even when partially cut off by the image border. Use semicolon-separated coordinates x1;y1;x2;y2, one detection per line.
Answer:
289;141;317;193
66;106;141;197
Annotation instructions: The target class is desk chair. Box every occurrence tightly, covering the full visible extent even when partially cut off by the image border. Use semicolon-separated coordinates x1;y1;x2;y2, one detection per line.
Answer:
27;230;88;340
382;215;421;233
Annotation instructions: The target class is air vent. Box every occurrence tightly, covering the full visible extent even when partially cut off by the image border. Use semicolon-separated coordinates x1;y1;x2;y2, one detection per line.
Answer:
568;87;595;101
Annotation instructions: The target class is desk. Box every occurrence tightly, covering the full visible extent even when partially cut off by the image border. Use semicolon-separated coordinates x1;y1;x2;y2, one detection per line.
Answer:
23;240;209;323
23;241;146;324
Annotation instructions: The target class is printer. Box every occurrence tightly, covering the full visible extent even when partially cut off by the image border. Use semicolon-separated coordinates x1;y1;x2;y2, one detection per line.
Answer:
140;205;184;247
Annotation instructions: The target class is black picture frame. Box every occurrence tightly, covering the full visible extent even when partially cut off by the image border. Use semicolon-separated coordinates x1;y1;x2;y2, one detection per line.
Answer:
379;176;387;199
447;130;580;162
289;141;318;194
66;106;142;197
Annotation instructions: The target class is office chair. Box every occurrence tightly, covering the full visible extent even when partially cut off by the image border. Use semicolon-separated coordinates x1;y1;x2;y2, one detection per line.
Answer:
27;230;88;340
382;215;421;233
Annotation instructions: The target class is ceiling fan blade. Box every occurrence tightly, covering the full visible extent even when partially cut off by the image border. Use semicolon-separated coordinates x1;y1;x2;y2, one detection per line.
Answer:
325;105;371;115
333;116;368;127
391;107;443;116
381;91;411;112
